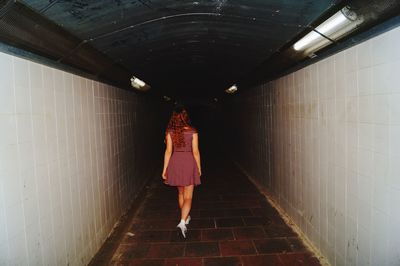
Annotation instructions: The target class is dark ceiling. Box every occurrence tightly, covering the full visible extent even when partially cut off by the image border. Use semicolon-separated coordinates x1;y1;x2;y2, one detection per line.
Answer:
16;0;340;98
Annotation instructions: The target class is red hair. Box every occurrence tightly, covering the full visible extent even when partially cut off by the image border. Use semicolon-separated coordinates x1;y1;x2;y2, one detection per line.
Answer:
166;108;193;148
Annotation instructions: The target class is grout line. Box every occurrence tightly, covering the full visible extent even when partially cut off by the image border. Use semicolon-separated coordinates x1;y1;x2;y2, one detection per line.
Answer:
251;239;259;255
233;161;331;266
182;242;187;257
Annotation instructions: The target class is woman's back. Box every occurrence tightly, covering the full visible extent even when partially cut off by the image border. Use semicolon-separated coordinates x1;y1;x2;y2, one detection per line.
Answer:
169;128;197;152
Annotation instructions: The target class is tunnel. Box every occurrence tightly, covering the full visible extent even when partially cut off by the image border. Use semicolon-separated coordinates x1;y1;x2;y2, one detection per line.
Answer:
0;0;400;265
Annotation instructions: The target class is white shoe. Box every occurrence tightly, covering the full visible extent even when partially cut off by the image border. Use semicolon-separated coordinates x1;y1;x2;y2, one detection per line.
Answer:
177;220;187;238
185;215;191;225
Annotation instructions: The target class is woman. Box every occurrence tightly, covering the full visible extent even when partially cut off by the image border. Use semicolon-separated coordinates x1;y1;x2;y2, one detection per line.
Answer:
162;106;201;238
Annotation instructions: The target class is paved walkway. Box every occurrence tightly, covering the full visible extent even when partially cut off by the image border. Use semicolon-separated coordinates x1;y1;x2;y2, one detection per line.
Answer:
106;160;320;266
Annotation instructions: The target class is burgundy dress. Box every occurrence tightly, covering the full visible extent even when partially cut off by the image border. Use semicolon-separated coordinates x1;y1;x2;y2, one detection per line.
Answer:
166;128;201;186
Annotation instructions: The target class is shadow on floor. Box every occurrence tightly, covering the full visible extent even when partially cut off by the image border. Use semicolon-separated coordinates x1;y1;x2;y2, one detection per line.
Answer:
90;159;321;266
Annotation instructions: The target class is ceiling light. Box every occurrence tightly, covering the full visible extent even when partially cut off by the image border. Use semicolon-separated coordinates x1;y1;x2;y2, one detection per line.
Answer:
163;96;171;101
293;6;363;54
130;76;150;91
225;84;238;94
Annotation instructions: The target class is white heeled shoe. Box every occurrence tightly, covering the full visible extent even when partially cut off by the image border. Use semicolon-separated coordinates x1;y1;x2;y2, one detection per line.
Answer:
177;220;187;238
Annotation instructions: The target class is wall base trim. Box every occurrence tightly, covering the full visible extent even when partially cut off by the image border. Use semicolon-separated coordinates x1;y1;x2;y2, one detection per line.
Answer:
233;160;330;266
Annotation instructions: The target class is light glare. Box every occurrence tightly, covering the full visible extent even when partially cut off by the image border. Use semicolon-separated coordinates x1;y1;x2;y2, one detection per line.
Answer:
225;85;238;94
293;9;353;52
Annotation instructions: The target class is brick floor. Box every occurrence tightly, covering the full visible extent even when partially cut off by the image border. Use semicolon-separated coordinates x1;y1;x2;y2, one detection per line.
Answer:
92;160;321;265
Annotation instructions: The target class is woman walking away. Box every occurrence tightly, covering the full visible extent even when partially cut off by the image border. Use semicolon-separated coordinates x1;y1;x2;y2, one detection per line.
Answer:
162;106;202;238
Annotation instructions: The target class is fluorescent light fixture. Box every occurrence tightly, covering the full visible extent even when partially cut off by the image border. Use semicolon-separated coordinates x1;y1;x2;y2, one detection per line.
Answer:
293;6;363;54
225;84;238;94
130;76;150;91
163;95;171;101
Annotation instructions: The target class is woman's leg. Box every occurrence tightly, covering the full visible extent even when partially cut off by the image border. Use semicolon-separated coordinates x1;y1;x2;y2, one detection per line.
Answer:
177;187;184;209
180;185;194;221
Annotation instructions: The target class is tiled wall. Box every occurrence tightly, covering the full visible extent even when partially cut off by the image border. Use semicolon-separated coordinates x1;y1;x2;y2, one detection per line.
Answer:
224;26;400;266
0;52;160;265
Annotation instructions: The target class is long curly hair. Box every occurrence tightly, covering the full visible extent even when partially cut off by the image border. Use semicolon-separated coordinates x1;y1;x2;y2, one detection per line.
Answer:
166;106;193;148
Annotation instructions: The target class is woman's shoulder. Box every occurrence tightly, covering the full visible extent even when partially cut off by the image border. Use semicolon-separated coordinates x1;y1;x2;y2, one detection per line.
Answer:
184;127;198;133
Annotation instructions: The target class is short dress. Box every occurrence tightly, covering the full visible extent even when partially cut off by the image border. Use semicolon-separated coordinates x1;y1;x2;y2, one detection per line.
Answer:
166;128;201;186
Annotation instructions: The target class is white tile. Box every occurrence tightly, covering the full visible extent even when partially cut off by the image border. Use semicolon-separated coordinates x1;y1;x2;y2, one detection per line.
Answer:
40;232;57;265
63;72;72;90
13;57;29;88
17;141;34;172
25;222;43;265
31;86;45;115
358;175;373;205
373;94;390;125
20;169;37;206
390;60;400;93
391;27;400;60
373;152;390;187
32;117;48;164
390;125;400;156
357;40;372;68
0;179;8;244
388;154;400;189
335;98;346;122
5;202;25;239
7;233;28;265
387;218;400;265
53;69;64;92
358;96;373;124
373;180;390;214
357;227;371;266
372;63;392;95
371;208;388;266
0;143;19;175
318;60;328;100
373;125;389;154
0;242;7;265
345;217;358;266
345;46;357;72
389;187;400;223
16;114;33;143
326;58;336;99
0;115;17;147
42;65;54;84
14;85;31;114
389;93;400;125
358;123;373;151
371;32;392;65
29;62;43;89
1;171;22;212
0;54;15;114
345;71;358;97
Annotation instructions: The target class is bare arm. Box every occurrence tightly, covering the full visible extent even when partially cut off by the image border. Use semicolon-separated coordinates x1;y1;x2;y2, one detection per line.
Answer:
192;133;201;176
162;133;173;180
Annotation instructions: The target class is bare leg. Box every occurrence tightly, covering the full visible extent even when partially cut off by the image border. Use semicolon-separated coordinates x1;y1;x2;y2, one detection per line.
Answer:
177;187;184;209
180;185;194;221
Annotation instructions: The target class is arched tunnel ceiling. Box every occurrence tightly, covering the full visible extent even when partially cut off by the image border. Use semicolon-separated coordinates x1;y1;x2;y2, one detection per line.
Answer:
19;0;340;98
